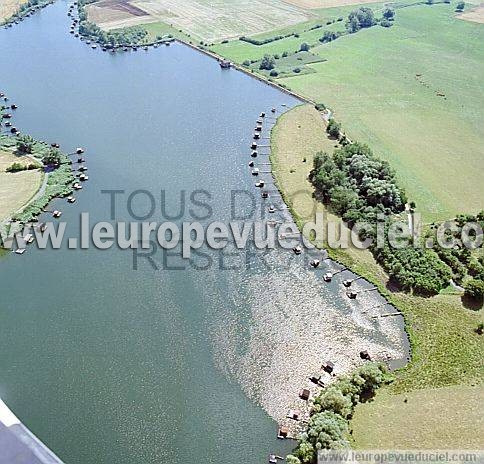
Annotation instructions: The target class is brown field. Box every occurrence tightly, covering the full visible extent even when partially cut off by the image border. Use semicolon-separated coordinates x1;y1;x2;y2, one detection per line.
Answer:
282;0;384;8
458;4;484;23
0;0;26;22
0;151;42;222
87;0;314;41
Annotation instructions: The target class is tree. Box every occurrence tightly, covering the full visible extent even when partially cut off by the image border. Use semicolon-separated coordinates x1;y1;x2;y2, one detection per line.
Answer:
464;278;484;299
305;411;349;450
259;54;275;70
382;7;395;20
313;385;353;418
330;186;359;216
42;147;62;166
346;7;376;32
16;134;35;154
270;69;278;77
326;118;341;138
456;1;465;10
300;42;310;52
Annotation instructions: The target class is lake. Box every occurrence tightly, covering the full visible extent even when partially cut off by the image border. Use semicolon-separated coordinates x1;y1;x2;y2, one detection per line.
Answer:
0;2;408;463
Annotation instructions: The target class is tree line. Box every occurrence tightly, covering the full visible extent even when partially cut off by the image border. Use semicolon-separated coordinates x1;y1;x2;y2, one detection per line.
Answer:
310;134;483;297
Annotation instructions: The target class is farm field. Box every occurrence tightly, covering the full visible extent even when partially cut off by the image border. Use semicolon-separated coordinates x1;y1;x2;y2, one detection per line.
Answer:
351;385;484;449
275;4;484;222
0;150;42;223
0;0;26;22
211;3;484;222
87;0;315;41
210;3;384;62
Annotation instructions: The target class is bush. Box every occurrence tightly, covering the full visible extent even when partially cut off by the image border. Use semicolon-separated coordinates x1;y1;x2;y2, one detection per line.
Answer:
382;7;395;20
259;54;276;70
16;134;35;154
315;102;326;111
380;19;393;27
270;69;279;77
42;147;62;166
456;1;465;10
300;42;310;52
293;67;301;73
464;278;484;299
326;118;341;138
242;60;250;67
320;31;340;43
6;162;26;172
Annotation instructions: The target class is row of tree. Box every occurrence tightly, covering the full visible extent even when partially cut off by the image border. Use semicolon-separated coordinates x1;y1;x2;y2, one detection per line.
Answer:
287;363;391;463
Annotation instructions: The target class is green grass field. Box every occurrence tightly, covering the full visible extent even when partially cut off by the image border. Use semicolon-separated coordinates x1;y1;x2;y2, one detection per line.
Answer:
212;3;484;222
351;385;484;449
278;3;484;222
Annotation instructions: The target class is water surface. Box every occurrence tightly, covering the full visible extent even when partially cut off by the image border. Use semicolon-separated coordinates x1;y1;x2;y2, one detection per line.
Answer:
0;3;408;463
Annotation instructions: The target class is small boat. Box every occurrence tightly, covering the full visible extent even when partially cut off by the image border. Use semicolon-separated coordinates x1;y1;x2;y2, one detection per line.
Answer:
67;196;76;203
255;180;265;188
251;168;259;176
14;248;26;255
78;165;87;172
219;59;231;69
268;205;275;213
343;279;352;287
346;290;357;299
261;191;268;199
10;104;18;110
76;147;84;154
260;112;265;118
248;160;254;167
73;183;82;190
271;107;276;113
52;210;62;218
323;272;333;282
24;234;34;244
293;245;302;255
251;151;258;158
310;259;320;268
79;174;88;181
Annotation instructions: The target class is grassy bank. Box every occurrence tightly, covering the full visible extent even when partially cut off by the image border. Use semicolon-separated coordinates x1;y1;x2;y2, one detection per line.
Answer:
270;104;483;450
0;135;75;240
351;385;484;448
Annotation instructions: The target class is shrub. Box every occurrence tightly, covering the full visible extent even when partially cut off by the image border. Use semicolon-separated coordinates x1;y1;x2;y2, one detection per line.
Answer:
259;54;275;70
464;278;484;299
382;7;395;20
456;1;465;10
300;42;310;52
270;69;279;77
326;118;341;138
6;162;26;172
380;19;393;27
293;67;301;73
242;60;251;67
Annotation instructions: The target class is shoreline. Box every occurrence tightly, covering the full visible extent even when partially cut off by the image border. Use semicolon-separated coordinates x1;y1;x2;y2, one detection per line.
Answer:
243;106;409;440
